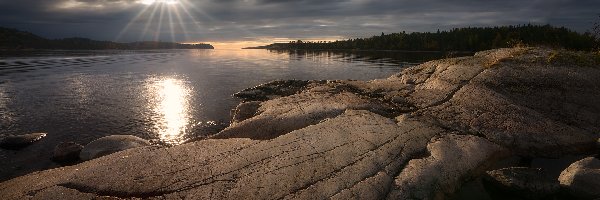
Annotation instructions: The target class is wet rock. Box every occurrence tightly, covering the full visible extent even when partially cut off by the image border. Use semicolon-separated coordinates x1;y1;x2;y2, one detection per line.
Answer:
79;135;150;161
184;121;230;143
52;142;84;164
233;80;314;101
0;132;47;150
559;157;600;199
482;167;560;199
231;101;261;123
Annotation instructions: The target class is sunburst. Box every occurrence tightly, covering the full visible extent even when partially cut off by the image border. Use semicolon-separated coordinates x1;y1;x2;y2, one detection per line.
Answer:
116;0;204;43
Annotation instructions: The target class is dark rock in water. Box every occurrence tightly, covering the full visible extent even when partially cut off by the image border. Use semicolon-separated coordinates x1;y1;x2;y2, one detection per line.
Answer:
184;121;230;143
231;101;261;123
234;80;324;101
559;157;600;199
483;167;560;199
79;135;150;161
52;142;84;165
0;133;47;150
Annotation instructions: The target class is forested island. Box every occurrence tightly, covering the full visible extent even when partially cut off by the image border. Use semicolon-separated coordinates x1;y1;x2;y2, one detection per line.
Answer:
246;24;597;51
0;27;214;50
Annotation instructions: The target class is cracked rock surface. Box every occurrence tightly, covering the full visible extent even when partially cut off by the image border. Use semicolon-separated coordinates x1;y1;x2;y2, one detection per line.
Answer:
1;47;599;199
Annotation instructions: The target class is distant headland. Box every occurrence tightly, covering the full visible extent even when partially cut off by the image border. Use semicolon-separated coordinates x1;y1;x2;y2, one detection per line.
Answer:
0;27;214;50
245;24;598;52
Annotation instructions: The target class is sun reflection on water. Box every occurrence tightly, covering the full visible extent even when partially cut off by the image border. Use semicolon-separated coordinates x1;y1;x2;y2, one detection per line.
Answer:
147;77;192;145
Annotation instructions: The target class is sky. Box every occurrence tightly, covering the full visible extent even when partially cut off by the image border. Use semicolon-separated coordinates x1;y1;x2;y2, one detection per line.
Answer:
0;0;598;49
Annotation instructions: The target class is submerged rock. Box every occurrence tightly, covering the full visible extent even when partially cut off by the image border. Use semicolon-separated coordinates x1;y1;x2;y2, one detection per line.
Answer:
79;135;150;161
559;157;600;199
52;142;84;164
0;132;47;150
483;167;560;199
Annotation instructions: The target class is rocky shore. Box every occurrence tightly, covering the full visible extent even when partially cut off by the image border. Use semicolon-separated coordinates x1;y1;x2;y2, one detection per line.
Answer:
1;47;599;199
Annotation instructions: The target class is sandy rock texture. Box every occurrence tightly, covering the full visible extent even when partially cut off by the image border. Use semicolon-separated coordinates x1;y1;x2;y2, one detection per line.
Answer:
1;47;599;199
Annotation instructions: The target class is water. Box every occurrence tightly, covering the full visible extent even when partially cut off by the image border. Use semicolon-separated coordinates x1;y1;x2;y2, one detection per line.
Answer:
0;49;459;180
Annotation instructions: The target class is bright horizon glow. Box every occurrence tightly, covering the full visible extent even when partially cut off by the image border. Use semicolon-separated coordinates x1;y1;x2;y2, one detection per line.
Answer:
140;0;179;5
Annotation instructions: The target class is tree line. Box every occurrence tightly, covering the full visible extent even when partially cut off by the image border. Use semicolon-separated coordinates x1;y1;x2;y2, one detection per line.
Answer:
0;27;214;50
249;24;597;52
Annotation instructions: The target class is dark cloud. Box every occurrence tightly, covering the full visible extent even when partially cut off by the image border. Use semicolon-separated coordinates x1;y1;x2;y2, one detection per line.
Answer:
0;0;597;44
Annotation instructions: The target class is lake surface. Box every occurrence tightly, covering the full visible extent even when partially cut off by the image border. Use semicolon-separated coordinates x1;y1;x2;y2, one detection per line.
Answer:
0;49;465;181
0;49;455;145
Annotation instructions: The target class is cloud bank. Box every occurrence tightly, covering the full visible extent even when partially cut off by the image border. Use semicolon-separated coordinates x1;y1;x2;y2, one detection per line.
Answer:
0;0;597;46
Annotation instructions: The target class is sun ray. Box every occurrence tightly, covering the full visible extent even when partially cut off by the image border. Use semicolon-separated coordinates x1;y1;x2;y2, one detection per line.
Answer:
178;0;260;43
167;6;176;42
179;0;216;22
140;3;161;41
172;4;190;42
115;4;153;41
175;2;202;35
154;3;166;41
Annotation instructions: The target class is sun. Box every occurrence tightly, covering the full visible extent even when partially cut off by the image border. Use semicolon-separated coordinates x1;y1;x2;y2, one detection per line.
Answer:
139;0;179;5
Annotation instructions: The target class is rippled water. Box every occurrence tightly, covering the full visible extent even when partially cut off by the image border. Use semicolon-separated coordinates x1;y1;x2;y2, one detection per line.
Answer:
0;49;455;145
0;49;466;180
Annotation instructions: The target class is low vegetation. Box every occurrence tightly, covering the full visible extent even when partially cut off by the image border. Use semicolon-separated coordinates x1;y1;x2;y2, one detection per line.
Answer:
547;50;600;67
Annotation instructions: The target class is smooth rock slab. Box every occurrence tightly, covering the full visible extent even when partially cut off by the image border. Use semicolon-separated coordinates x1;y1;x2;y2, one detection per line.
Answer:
0;110;445;199
559;157;600;199
0;132;47;150
79;135;150;161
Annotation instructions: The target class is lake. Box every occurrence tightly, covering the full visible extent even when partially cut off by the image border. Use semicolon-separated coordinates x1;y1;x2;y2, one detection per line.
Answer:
0;49;461;180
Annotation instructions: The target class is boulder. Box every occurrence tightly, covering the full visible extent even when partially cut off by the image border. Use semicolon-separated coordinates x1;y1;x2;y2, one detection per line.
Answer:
79;135;150;161
558;157;600;199
52;142;84;164
0;132;47;150
482;167;560;199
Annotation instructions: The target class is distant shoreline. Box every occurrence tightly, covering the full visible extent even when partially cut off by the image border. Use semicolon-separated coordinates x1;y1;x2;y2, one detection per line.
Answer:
0;27;215;51
245;48;472;54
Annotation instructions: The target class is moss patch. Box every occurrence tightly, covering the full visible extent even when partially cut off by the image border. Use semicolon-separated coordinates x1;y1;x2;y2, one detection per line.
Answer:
546;50;600;67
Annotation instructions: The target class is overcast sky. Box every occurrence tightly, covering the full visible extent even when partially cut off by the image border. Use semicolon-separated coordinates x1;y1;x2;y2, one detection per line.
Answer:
0;0;598;48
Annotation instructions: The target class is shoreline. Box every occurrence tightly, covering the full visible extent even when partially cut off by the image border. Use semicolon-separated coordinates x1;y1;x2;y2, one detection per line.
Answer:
1;47;599;199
